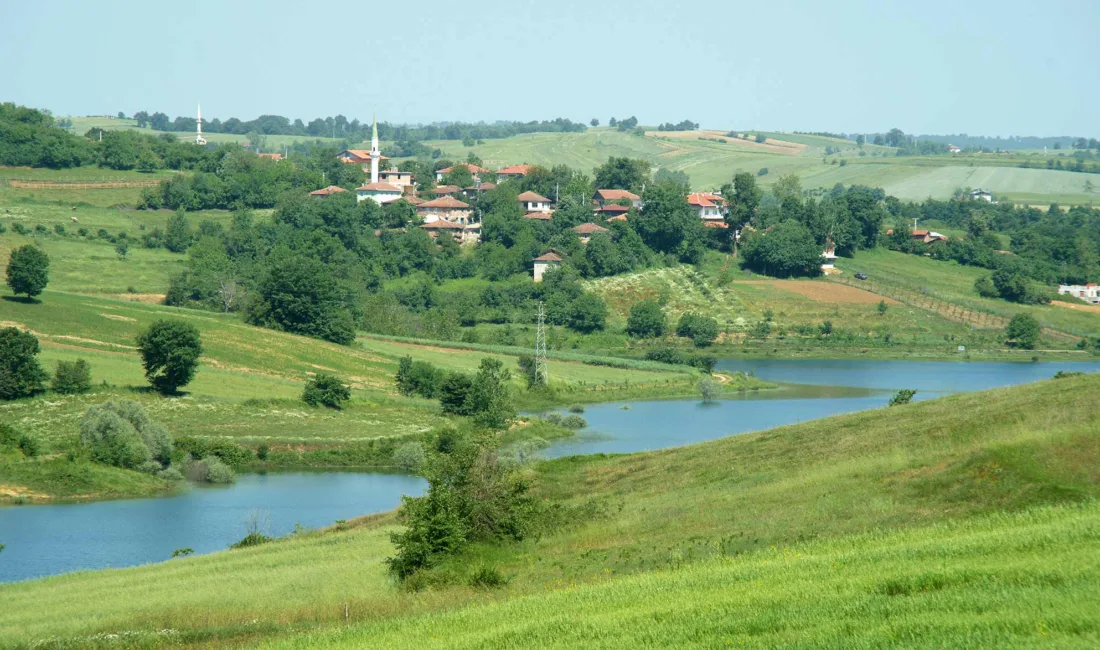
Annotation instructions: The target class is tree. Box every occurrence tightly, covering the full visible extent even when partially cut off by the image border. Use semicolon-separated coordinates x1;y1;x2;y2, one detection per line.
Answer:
0;327;49;400
590;118;599;127
855;134;865;147
633;181;703;259
164;210;192;253
115;241;129;260
464;357;515;429
877;300;888;316
771;174;803;204
583;232;626;277
567;293;608;333
698;376;721;403
593;157;650;191
6;245;50;299
136;320;202;394
439;373;474;415
626;300;667;338
302;372;351;409
1005;313;1040;350
676;312;719;347
740;220;823;278
244;253;357;345
889;389;917;407
52;359;91;394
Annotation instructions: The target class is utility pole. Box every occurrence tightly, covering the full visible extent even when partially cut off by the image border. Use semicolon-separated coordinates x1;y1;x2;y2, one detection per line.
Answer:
535;302;548;386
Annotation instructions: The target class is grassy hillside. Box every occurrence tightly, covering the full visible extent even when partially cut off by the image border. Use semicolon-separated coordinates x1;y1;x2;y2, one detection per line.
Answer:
66;116;343;149
836;248;1100;339
0;291;697;461
2;373;1096;647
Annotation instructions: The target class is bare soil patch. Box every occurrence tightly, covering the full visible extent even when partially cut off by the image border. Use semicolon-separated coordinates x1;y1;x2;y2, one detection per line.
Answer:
105;293;166;304
1052;300;1100;314
738;280;899;304
101;313;137;322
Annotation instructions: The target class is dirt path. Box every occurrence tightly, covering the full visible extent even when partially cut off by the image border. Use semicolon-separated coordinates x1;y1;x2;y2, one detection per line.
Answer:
1052;300;1100;314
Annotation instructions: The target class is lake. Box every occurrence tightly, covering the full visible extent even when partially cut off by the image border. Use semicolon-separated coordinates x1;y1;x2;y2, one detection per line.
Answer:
0;472;425;583
3;359;1098;583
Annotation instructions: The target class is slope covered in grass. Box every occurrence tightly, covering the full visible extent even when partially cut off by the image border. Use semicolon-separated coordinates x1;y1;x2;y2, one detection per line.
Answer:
1;373;1096;647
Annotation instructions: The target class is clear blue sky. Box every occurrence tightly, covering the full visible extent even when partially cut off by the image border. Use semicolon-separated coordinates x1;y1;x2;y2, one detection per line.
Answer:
2;0;1096;136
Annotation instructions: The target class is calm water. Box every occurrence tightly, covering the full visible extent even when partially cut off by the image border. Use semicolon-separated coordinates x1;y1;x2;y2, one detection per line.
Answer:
3;359;1098;583
0;472;425;583
540;359;1100;458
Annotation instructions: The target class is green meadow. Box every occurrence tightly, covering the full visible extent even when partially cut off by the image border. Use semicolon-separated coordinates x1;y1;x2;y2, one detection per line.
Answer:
2;372;1097;648
66;116;344;149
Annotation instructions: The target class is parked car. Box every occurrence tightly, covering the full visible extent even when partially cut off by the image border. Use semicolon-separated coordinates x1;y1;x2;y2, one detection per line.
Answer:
855;272;868;280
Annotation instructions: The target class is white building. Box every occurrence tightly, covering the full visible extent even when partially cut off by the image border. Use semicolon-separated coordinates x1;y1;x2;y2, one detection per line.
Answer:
687;193;724;222
593;189;642;209
821;245;838;271
496;164;532;184
518;191;552;213
533;251;562;282
969;188;993;202
435;163;491;183
1058;284;1100;304
356;182;403;205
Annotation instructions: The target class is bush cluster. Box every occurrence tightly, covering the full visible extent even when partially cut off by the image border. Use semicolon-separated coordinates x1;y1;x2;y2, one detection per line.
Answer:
644;348;717;373
676;312;719;347
79;400;173;471
302;372;351;409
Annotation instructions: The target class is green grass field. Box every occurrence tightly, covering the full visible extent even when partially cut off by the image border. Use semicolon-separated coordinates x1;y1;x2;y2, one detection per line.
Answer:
66;116;344;150
837;248;1100;339
2;372;1096;648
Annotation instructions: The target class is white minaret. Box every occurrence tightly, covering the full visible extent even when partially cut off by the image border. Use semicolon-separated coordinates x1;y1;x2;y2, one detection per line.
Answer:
195;104;206;146
369;114;380;184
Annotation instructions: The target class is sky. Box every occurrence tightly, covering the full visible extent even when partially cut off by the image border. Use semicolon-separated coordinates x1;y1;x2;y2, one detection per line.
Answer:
1;0;1097;136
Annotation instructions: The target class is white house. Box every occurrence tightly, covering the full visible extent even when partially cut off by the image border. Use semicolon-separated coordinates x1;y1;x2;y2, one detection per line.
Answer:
517;190;552;213
532;251;563;282
821;245;838;271
1058;283;1100;304
687;193;724;222
969;188;993;202
417;195;473;224
948;144;962;154
378;169;413;189
356;182;403;205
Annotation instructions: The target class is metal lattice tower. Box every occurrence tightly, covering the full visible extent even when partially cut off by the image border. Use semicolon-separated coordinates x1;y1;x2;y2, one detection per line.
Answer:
535;302;548;386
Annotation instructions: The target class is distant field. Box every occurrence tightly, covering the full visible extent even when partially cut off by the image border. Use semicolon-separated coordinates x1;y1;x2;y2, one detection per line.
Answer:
66;116;344;149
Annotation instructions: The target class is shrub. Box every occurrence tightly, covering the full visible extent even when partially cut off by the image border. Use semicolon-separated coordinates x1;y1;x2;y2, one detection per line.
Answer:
231;532;273;549
79;400;172;469
396;356;444;398
1053;370;1084;379
889;389;917;407
202;456;236;484
698;376;721;402
393;441;427;472
158;466;184;481
256;443;270;460
560;414;588;429
974;275;998;298
468;566;509;589
677;312;719;347
567;404;585;413
626;300;667;338
543;413;564;426
175;436;253;469
438;373;473;415
302;372;351;409
16;432;41;457
135;320;202;394
171;547;194;558
51;359;91;394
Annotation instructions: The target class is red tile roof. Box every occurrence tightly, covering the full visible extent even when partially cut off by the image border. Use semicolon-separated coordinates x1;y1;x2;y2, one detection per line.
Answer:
339;149;389;162
573;222;609;235
438;162;491;175
497;164;532;175
523;211;553;220
534;252;563;262
310;185;348;196
464;182;496;192
517;191;552;203
607;214;628;222
912;230;930;236
595;204;630;214
703;221;729;229
258;153;282;161
420;220;464;230
433;185;461;195
403;196;425;205
690;192;726;205
595;189;640;201
418;196;470;209
687;194;716;208
356;182;403;192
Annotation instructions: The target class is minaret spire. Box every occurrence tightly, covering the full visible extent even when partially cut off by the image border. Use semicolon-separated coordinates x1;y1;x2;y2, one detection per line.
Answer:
195;103;206;146
369;112;379;184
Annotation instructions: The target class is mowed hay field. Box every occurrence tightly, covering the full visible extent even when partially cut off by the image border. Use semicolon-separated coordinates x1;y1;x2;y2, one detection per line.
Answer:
3;374;1098;648
66;116;344;149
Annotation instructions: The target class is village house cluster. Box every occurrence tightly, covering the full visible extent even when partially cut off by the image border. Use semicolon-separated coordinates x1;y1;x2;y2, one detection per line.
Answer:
303;118;753;280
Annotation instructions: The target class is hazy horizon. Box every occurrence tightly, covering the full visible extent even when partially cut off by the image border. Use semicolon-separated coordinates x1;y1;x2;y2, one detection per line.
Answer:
2;0;1097;137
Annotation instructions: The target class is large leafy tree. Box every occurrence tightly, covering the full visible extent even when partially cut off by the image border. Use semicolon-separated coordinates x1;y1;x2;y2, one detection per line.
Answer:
5;245;49;300
740;220;824;278
244;252;357;344
633;181;703;259
464;357;515;430
1005;313;1040;350
626;299;667;338
593;157;650;191
0;327;49;400
135;320;203;394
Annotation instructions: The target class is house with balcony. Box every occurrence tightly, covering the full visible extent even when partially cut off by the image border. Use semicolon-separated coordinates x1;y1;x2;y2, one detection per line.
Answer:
518;190;552;213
